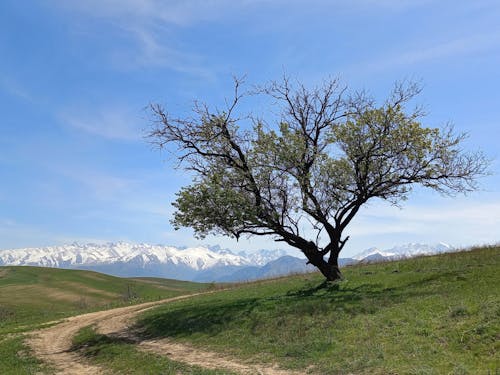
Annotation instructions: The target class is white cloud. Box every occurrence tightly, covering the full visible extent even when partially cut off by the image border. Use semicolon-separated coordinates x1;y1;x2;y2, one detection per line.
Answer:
345;195;500;248
111;27;211;77
55;0;260;26
48;164;178;219
354;32;500;73
0;218;117;250
59;107;142;141
53;0;480;76
54;166;137;200
0;75;35;103
50;1;225;75
392;34;500;65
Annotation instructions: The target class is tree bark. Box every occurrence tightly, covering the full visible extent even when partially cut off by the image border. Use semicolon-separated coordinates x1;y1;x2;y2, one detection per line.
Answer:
318;261;343;281
304;248;343;281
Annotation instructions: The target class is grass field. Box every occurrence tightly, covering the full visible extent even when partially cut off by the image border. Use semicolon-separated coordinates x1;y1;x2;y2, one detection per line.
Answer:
2;247;499;374
0;266;208;374
0;266;208;335
132;247;500;374
71;326;235;375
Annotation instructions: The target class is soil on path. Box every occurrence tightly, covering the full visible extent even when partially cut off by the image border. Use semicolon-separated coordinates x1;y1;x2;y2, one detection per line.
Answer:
27;294;303;375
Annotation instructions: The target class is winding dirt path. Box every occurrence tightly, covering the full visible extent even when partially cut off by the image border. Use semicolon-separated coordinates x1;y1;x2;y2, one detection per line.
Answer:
27;294;303;375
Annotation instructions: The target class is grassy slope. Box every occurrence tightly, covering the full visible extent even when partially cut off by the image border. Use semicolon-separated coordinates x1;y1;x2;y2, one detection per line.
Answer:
70;326;235;375
135;247;500;375
0;266;208;374
0;266;208;334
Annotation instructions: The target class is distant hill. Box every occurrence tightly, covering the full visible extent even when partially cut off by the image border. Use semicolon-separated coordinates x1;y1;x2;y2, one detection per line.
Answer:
0;266;207;335
215;255;358;282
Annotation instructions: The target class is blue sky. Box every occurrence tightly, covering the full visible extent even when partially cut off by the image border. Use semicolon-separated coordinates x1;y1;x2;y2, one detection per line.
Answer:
1;1;499;256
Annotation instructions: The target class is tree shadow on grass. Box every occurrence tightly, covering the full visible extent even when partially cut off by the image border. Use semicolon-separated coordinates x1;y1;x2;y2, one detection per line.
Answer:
136;297;262;339
70;331;137;357
134;270;462;340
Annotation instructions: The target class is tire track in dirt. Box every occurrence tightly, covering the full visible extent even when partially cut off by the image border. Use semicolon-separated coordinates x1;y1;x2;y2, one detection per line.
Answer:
26;294;203;375
27;293;303;375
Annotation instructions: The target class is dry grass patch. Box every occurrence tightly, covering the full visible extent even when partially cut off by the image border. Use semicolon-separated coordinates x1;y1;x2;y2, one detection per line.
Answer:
0;268;10;278
0;285;101;304
62;281;120;298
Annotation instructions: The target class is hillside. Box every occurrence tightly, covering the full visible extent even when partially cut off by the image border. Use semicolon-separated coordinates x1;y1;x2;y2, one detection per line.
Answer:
123;246;499;374
0;266;211;374
0;266;208;335
3;247;499;374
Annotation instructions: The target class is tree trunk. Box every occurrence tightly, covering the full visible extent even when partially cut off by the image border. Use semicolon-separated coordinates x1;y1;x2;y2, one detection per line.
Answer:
320;258;343;282
305;250;343;281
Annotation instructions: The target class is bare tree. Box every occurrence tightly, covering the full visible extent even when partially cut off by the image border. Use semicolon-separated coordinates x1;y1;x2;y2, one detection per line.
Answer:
147;77;489;281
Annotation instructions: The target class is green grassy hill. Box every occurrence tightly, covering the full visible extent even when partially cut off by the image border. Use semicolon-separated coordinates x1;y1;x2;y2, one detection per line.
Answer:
0;266;209;374
0;266;208;335
2;247;499;374
130;246;500;374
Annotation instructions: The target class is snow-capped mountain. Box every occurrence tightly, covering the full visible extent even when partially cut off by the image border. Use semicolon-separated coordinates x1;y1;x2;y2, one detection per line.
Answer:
0;241;456;281
352;247;397;261
0;242;250;269
352;242;454;262
0;242;309;281
237;248;305;265
217;256;317;282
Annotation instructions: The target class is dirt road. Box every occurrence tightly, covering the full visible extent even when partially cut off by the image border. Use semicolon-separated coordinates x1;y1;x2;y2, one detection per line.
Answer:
27;294;302;375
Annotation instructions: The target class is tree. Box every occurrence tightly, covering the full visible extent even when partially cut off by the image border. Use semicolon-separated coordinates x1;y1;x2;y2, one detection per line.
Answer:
147;77;488;281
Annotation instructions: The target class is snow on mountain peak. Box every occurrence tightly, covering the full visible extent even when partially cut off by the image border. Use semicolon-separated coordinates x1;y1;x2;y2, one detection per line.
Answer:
352;247;397;261
353;242;454;261
0;241;457;281
0;242;290;271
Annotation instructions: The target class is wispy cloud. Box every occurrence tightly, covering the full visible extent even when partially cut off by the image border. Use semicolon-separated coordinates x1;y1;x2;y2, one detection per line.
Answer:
59;107;142;141
110;27;211;77
0;75;35;103
54;167;138;200
0;219;59;249
392;33;500;65
355;32;500;73
0;218;115;250
56;0;249;26
347;196;500;246
50;1;227;75
50;0;457;76
48;163;176;217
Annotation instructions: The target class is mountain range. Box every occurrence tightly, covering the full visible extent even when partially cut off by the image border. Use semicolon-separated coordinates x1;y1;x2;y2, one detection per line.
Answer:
0;242;454;282
353;242;454;262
